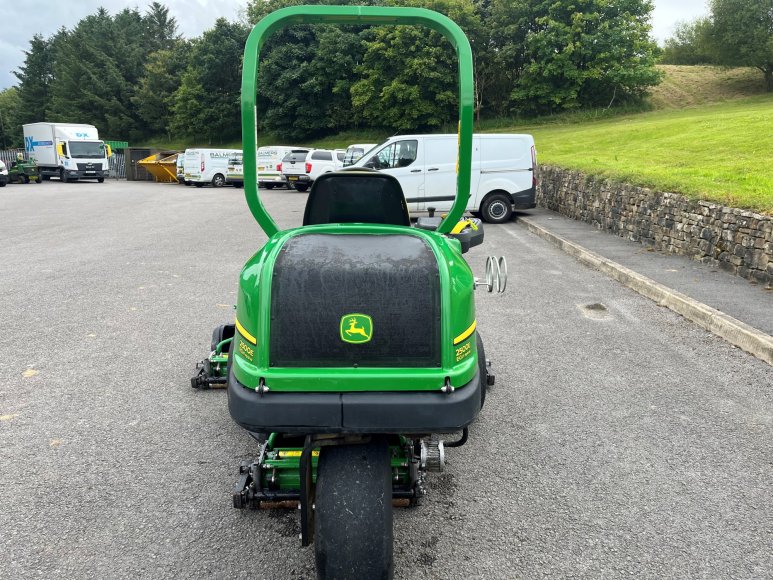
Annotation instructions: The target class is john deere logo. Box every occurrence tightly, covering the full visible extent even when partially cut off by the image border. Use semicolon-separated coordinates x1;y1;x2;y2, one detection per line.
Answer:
340;314;373;344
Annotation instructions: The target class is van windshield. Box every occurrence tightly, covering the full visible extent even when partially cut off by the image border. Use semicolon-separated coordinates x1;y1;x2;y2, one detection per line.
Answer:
69;141;105;159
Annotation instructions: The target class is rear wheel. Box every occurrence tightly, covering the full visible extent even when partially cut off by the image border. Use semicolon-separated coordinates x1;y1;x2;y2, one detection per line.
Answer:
294;183;308;192
480;193;513;224
97;177;105;183
315;439;393;580
476;333;487;409
212;173;225;187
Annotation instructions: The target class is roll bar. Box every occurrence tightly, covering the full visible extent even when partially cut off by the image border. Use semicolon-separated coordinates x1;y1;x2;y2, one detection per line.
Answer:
241;5;474;236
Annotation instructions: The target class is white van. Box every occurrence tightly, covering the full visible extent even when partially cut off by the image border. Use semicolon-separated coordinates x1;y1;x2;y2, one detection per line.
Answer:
343;143;377;166
183;148;241;187
352;134;537;223
258;145;301;189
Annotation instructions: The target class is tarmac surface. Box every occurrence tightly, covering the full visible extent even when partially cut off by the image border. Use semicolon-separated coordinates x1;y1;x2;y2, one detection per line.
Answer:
520;208;773;337
1;180;771;579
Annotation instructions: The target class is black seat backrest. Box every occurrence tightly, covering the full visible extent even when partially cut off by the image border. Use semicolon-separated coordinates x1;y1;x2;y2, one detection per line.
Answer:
303;171;411;227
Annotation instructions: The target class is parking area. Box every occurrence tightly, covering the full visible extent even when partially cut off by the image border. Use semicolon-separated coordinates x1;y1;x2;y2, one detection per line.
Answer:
1;180;771;579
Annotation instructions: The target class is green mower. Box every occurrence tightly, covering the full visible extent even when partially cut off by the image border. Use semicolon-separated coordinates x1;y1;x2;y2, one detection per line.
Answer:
192;6;507;578
8;156;41;184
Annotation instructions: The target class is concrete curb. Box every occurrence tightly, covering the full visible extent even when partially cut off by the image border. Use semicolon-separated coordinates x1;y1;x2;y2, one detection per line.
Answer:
519;216;773;366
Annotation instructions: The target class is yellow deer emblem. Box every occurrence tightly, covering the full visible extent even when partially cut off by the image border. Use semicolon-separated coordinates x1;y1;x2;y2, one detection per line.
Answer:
340;313;373;344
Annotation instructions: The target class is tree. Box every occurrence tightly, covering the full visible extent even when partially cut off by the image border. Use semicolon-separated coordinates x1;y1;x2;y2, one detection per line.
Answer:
351;0;480;132
511;0;662;115
13;31;65;125
710;0;773;91
661;18;715;65
0;88;22;148
132;41;191;138
170;19;249;142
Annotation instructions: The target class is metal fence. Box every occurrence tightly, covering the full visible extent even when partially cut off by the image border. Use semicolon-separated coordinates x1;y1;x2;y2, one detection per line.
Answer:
0;148;126;179
0;148;25;166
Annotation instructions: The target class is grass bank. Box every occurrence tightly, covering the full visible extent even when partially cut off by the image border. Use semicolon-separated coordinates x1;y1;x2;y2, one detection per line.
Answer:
518;95;773;213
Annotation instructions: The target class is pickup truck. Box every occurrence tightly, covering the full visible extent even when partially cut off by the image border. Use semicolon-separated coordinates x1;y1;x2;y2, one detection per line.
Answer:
281;148;343;192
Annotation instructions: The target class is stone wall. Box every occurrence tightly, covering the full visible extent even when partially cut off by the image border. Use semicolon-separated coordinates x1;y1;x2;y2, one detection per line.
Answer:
537;165;773;286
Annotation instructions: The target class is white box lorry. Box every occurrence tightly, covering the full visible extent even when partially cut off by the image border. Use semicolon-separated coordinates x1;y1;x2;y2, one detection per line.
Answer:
352;133;537;223
23;122;110;182
183;148;241;187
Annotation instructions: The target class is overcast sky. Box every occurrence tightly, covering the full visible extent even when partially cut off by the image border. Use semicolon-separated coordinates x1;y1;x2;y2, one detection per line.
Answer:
1;0;710;91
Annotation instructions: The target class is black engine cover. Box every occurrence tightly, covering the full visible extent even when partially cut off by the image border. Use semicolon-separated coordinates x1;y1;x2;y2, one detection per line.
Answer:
270;233;441;368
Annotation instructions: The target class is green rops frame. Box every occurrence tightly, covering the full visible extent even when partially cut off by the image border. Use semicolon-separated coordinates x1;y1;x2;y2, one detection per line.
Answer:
240;5;475;236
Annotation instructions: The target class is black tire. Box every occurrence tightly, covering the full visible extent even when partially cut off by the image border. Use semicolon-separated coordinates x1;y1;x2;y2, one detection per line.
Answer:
264;183;274;190
315;440;393;580
476;332;487;409
23;175;30;184
212;173;225;188
97;177;105;183
0;182;5;187
59;168;66;182
184;181;191;186
194;183;203;188
35;176;42;184
294;183;308;192
480;193;513;224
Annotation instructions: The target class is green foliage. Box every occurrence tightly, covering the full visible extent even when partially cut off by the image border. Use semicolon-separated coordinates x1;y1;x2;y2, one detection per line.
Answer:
13;32;64;126
170;19;249;143
0;88;22;148
351;0;480;131
710;0;773;91
511;0;662;115
132;41;191;138
9;0;666;144
660;18;714;65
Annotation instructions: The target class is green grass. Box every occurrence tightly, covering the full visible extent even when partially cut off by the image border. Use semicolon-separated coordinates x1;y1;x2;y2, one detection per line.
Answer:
516;95;773;213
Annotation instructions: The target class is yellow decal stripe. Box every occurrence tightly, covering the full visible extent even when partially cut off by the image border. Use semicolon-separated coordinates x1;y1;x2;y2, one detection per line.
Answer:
453;320;477;345
235;318;257;345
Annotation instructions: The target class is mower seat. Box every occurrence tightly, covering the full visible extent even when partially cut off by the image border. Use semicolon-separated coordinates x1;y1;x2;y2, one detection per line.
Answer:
303;170;410;227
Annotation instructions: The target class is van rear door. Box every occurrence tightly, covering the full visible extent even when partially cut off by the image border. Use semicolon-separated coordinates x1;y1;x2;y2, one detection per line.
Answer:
478;135;532;194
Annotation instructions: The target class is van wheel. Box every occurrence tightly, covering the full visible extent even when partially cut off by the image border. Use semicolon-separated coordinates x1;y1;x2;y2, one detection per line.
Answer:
265;184;274;190
481;193;513;224
294;183;308;192
212;173;225;188
195;183;203;188
97;177;105;183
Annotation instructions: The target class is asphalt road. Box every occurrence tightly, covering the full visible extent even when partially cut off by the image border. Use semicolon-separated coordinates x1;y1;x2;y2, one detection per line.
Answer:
1;180;771;579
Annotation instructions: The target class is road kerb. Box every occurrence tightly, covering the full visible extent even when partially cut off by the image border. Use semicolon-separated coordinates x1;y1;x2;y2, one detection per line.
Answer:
519;217;773;366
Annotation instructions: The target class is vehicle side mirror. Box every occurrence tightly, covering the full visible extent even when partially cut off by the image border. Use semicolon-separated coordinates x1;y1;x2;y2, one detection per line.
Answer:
106;145;112;158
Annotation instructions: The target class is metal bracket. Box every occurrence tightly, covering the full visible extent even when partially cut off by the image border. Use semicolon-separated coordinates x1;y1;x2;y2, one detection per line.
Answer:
257;377;270;395
440;377;455;394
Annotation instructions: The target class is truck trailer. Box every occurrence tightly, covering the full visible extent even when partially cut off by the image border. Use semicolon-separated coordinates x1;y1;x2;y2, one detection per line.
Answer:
23;123;110;182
